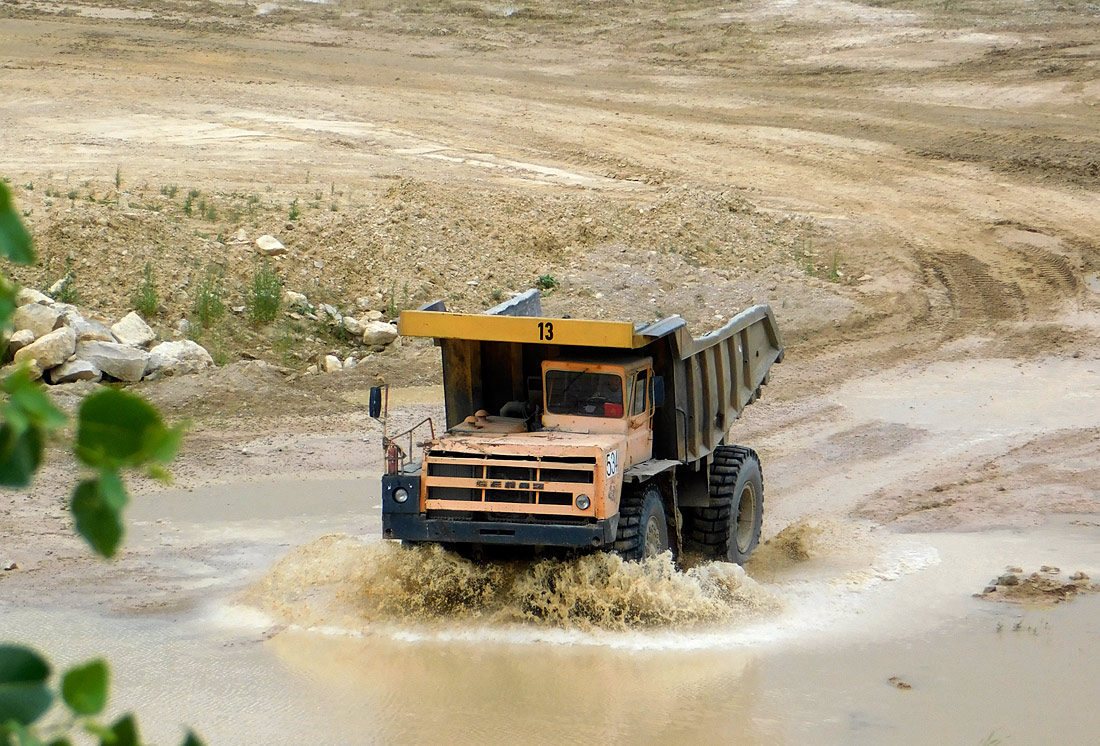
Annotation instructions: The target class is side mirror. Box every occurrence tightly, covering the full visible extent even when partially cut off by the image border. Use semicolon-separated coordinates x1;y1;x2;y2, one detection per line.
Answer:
369;386;383;419
652;376;665;408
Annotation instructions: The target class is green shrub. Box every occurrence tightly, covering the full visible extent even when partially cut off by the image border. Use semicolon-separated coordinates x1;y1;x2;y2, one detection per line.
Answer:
132;261;158;317
247;259;283;324
288;198;301;221
192;266;226;329
536;274;558;291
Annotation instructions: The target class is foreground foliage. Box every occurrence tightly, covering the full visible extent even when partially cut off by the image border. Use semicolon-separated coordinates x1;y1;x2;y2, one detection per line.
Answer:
0;182;202;746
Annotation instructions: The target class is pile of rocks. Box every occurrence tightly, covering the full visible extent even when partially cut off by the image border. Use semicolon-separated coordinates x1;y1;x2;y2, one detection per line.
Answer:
5;289;213;385
283;291;399;346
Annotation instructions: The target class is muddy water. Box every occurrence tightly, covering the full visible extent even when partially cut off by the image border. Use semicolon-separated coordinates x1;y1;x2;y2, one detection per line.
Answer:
6;501;1100;745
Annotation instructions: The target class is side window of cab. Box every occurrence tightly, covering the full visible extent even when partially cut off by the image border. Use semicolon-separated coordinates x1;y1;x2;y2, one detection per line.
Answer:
631;369;649;416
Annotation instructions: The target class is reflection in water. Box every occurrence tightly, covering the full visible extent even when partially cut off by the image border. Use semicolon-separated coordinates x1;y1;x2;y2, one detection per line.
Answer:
269;631;769;746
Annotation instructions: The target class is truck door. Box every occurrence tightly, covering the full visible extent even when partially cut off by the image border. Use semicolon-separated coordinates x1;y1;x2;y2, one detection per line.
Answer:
625;368;654;468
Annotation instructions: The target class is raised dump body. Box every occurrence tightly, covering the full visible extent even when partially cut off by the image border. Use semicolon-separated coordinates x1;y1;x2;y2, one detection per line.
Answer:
379;290;783;563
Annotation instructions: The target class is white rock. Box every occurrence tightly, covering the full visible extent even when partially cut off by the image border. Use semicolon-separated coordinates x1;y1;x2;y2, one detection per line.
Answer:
284;290;309;308
361;321;398;346
322;354;343;373
48;277;72;297
12;303;62;339
14;326;77;374
343;355;357;369
48;359;101;385
176;319;191;336
306;364;319;375
15;288;52;306
229;228;249;244
342;316;362;336
356;297;372;310
74;341;149;382
363;310;383;322
318;304;341;322
111;312;156;348
61;311;116;343
145;340;214;378
7;329;35;355
256;235;287;256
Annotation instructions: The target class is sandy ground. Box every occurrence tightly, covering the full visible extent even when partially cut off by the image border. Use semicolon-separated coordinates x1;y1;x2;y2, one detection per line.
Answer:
1;1;1100;742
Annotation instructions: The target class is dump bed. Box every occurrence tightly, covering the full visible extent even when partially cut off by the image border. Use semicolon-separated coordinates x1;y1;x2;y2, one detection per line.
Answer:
398;290;783;465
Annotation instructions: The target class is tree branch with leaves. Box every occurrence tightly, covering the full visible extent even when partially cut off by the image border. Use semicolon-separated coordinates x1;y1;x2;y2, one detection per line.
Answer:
0;181;202;746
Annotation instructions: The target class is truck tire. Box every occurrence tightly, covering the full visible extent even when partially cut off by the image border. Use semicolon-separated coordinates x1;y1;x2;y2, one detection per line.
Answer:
613;483;669;562
687;446;763;564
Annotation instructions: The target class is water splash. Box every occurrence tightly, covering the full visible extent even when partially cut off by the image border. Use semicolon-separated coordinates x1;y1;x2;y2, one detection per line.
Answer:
242;535;781;634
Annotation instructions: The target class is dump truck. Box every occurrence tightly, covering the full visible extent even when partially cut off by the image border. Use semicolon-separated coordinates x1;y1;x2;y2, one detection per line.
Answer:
373;290;783;563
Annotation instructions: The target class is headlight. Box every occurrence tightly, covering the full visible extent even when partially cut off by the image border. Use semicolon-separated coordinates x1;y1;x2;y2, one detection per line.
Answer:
575;494;591;510
393;487;410;504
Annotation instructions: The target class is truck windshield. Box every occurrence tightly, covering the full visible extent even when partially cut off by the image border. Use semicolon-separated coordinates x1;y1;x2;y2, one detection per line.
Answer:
545;369;624;418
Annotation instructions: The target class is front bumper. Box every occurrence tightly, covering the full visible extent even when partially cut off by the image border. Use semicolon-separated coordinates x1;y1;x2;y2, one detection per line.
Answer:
382;474;616;548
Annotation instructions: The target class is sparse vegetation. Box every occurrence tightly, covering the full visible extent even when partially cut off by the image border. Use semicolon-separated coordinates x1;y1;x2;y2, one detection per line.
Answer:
192;265;226;329
161;184;178;198
536;274;558;291
288;198;301;221
132;261;159;318
52;254;78;303
247;259;283;324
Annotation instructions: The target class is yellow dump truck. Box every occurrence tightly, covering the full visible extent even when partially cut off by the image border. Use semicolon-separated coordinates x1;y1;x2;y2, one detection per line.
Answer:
374;290;783;563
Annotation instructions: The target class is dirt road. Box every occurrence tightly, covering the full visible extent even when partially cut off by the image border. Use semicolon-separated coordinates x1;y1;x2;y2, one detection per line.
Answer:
2;0;1099;743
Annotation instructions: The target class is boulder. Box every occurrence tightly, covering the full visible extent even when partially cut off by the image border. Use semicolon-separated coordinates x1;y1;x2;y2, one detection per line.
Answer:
7;329;35;356
256;235;287;256
74;341;149;382
111;311;156;348
342;316;362;336
343;355;358;369
284;290;309;308
361;321;398;346
48;359;101;385
13;326;77;374
229;228;249;244
12;303;62;339
59;310;116;343
363;310;384;322
322;354;342;373
15;288;52;306
145;340;214;378
318;304;341;323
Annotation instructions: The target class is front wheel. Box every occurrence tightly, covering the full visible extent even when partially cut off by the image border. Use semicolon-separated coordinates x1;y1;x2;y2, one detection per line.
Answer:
613;483;669;562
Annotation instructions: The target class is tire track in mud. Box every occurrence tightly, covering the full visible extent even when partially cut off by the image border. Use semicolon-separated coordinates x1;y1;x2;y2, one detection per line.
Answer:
920;251;1027;323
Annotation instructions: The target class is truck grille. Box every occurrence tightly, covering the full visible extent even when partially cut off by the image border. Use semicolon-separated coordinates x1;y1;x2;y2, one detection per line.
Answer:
423;451;596;514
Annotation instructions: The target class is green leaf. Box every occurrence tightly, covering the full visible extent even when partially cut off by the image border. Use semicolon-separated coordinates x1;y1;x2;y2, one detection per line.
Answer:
0;424;43;488
0;183;34;266
180;731;204;746
71;479;124;559
60;660;108;716
76;390;178;470
3;370;67;432
7;722;44;746
97;470;128;512
98;714;138;746
45;738;72;746
0;646;52;726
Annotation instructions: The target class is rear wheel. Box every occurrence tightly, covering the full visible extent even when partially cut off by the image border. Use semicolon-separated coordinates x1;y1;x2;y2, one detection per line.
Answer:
686;446;763;564
613;483;669;561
